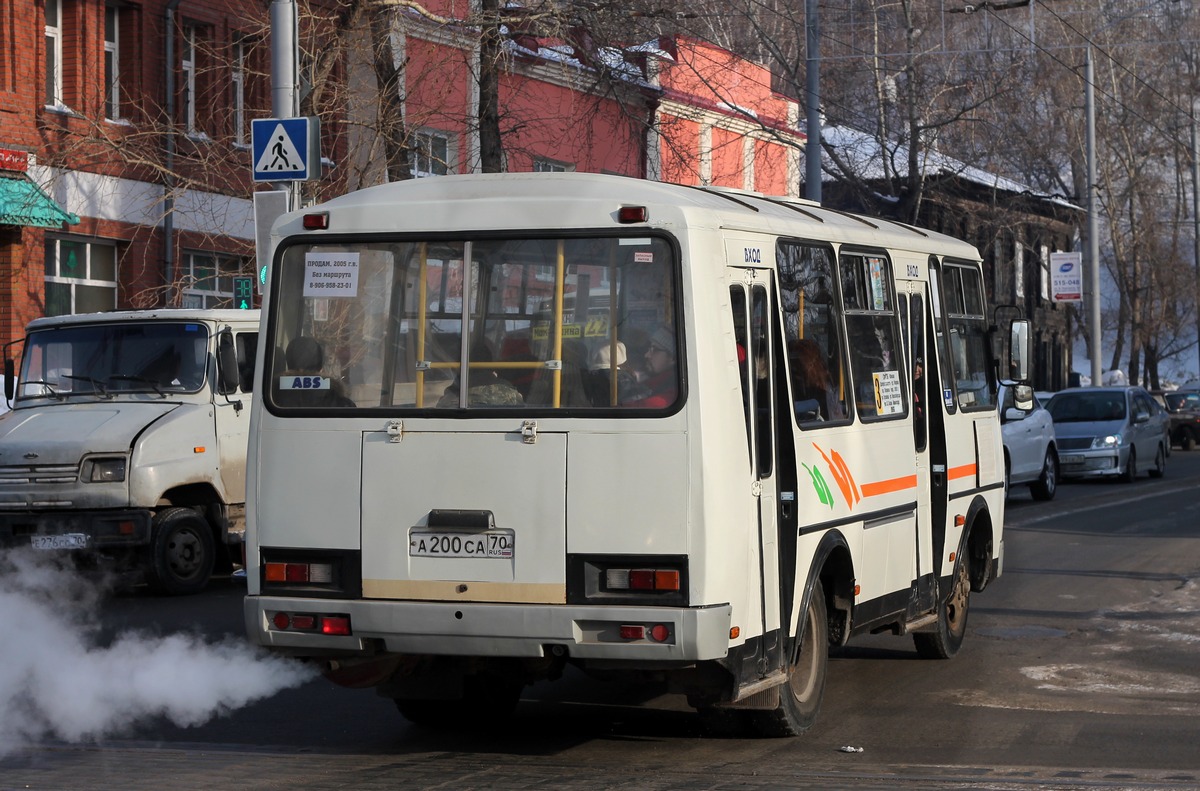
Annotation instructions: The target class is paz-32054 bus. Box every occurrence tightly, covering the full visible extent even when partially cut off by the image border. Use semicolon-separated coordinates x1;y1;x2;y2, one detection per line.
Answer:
244;173;1030;736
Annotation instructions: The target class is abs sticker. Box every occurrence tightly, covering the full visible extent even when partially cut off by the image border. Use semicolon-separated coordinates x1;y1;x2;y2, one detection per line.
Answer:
279;375;331;390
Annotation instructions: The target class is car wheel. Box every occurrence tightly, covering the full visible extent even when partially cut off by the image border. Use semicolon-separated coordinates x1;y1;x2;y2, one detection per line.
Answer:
1121;448;1137;483
1030;450;1057;501
915;558;970;660
147;507;215;595
1149;444;1166;478
1183;430;1197;452
748;588;829;737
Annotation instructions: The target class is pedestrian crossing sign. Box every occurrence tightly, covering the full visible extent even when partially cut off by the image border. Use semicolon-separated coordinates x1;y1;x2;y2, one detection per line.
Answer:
251;117;321;182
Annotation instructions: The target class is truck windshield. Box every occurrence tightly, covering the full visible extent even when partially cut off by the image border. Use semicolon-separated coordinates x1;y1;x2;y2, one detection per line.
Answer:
17;322;210;400
269;235;680;412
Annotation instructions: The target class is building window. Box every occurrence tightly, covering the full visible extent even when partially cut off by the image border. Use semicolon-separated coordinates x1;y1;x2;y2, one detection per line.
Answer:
411;130;451;178
533;159;568;173
182;24;197;134
104;5;119;119
182;251;245;309
45;0;64;108
44;239;118;317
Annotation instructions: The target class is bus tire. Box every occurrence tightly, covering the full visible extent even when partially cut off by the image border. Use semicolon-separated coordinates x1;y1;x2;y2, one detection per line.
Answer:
914;558;970;659
146;507;214;596
750;589;828;737
394;674;522;730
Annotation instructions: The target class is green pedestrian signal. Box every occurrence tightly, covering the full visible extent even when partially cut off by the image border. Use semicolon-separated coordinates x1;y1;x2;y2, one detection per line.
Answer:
233;276;255;310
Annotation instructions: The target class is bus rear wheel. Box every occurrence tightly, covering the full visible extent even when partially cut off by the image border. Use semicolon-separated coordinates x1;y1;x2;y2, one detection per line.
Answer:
749;589;828;737
914;559;970;659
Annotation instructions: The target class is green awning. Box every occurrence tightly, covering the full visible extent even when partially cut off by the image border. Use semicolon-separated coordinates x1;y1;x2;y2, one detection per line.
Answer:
0;174;80;228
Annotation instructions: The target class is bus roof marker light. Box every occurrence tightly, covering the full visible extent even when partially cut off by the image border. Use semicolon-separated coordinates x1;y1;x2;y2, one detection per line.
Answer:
303;212;329;230
617;206;648;224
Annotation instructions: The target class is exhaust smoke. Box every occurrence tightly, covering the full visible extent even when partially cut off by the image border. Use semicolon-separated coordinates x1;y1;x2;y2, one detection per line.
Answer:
0;549;314;755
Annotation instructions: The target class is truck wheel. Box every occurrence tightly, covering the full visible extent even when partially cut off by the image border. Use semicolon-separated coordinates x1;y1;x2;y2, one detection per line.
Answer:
147;507;215;595
748;589;828;737
914;559;970;659
1183;431;1197;452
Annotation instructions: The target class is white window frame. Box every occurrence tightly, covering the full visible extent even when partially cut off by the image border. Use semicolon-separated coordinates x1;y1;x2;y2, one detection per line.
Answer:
182;24;197;134
44;238;118;316
533;159;569;173
45;0;64;109
232;37;247;147
104;5;119;120
411;130;453;178
182;250;244;309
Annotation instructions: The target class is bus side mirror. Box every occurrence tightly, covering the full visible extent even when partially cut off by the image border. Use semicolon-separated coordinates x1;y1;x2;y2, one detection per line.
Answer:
3;359;13;401
217;330;241;394
1009;319;1031;383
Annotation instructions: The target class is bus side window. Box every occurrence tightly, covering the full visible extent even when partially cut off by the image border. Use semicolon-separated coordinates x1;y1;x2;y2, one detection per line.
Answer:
776;241;849;427
840;253;904;421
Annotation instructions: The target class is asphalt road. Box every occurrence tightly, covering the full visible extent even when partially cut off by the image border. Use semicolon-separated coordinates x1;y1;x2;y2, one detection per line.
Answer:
3;452;1199;790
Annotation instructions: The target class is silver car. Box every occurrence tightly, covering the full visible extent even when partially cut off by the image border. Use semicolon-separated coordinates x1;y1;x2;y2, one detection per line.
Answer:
999;383;1058;500
1046;386;1170;482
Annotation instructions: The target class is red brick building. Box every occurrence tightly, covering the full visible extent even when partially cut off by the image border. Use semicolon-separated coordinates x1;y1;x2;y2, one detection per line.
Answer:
1;1;806;352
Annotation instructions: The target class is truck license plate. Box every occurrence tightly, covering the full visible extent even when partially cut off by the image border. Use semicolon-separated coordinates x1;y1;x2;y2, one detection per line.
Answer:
31;533;90;550
409;529;514;559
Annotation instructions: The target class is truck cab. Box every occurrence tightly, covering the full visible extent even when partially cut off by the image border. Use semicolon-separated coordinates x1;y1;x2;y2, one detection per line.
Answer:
0;309;259;594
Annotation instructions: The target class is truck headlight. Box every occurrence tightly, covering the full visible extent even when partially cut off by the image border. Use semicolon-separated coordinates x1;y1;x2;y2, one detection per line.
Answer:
82;457;127;483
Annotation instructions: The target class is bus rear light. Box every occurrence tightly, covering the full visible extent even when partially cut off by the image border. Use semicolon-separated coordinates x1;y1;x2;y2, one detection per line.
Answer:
606;567;681;592
650;624;670;642
264;561;334;584
270;612;344;633
619;625;645;640
617;206;648;223
321;616;351;636
303;212;329;230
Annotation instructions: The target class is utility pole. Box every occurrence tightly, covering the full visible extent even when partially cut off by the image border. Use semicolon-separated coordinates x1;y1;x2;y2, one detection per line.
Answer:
1192;114;1200;376
1085;45;1102;386
805;0;821;203
271;0;300;210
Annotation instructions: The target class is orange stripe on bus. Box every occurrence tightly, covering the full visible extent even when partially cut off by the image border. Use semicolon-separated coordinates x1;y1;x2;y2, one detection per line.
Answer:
947;463;977;480
860;475;918;497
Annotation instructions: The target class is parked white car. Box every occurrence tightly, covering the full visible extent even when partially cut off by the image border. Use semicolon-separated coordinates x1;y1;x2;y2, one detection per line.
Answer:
1000;383;1058;500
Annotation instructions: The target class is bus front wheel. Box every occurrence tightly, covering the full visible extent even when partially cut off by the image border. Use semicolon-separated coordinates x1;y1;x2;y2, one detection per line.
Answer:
914;559;970;659
750;589;829;737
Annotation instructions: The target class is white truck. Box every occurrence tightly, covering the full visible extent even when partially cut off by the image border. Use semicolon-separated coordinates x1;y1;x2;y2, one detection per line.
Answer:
0;309;259;594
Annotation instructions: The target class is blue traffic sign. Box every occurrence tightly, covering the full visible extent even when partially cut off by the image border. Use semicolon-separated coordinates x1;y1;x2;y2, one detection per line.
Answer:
251;118;318;182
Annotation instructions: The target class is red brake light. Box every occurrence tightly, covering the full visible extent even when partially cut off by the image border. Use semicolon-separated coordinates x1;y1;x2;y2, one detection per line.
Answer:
619;625;645;640
628;569;656;590
321;616;351;636
617;206;647;223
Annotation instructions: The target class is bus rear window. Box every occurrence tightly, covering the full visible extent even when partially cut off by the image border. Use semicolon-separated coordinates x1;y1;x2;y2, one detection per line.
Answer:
268;236;680;412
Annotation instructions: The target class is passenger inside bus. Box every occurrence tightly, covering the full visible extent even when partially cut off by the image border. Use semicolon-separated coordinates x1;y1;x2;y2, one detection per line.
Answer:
584;341;637;406
437;341;524;407
277;336;355;407
624;325;678;409
789;338;845;422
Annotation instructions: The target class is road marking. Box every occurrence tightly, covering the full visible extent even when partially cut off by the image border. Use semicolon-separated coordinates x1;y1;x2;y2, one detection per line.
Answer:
1008;480;1199;527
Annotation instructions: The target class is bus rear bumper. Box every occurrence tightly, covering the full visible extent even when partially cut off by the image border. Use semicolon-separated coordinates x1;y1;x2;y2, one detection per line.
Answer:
245;595;734;663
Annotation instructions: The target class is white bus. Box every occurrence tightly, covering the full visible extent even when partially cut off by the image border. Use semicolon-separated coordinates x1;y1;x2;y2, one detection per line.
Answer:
244;173;1030;736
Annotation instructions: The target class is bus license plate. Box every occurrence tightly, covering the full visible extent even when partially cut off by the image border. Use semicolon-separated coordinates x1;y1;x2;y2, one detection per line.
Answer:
409;529;514;559
31;533;90;550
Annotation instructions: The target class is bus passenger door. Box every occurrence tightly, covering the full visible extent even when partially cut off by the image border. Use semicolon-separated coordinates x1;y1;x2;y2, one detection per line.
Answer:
901;283;937;610
728;272;784;666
